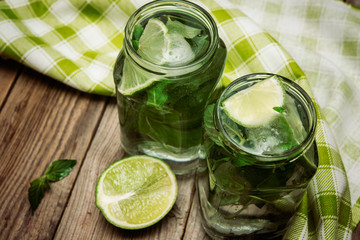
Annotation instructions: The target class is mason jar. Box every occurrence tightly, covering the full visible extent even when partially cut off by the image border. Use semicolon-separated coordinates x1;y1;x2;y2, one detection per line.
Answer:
113;0;227;175
197;73;318;239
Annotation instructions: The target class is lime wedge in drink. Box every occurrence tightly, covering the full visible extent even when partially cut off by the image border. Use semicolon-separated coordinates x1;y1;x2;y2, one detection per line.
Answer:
118;58;159;95
119;17;198;95
137;17;195;67
137;18;170;65
95;155;177;229
222;75;285;127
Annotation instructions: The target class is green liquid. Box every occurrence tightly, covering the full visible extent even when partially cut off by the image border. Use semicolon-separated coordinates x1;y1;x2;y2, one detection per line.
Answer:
114;13;227;169
198;79;318;238
198;143;317;239
134;14;212;66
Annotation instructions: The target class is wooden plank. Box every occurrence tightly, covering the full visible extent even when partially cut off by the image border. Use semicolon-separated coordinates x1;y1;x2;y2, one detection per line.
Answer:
0;58;21;107
0;67;108;240
183;188;210;240
353;222;360;240
54;100;197;240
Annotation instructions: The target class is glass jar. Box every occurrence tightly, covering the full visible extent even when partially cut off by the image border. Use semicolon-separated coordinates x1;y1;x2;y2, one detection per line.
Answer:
197;73;318;239
113;0;227;174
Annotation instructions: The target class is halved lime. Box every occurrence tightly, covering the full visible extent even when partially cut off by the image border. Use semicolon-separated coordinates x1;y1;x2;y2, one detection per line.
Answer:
137;18;170;65
95;155;177;229
222;75;285;127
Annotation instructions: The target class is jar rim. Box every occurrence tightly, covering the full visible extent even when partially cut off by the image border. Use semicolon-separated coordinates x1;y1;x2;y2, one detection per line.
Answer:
215;73;317;164
123;0;219;72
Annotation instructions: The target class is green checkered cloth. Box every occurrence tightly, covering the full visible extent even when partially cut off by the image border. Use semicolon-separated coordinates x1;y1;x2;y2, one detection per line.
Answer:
1;0;359;238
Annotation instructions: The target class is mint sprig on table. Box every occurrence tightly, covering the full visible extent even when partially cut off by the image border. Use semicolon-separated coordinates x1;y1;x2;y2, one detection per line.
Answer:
28;159;77;212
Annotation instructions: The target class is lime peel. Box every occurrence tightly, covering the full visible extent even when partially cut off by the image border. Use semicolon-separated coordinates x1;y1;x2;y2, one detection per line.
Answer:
95;155;177;229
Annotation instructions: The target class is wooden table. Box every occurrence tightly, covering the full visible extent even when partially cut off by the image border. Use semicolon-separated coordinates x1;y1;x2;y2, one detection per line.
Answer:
1;58;359;240
0;57;209;240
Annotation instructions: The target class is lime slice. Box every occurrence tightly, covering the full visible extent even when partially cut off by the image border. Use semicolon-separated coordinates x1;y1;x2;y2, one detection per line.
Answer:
222;75;285;127
137;18;195;67
137;18;170;65
95;155;177;229
118;59;159;95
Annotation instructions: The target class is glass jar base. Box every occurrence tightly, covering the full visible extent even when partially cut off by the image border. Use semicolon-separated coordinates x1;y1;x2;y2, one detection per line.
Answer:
197;169;289;240
163;157;199;175
202;224;284;240
122;141;204;175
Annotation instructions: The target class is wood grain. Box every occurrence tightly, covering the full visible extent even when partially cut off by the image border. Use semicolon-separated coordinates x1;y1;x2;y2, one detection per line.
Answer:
0;66;108;239
0;58;21;107
54;100;200;240
183;189;210;240
353;222;360;240
1;58;359;239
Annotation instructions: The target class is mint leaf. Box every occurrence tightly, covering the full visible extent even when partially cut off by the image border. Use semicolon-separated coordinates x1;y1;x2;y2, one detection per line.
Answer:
45;159;77;181
132;40;139;51
191;35;209;57
166;17;201;39
146;81;169;109
273;106;286;114
231;156;253;167
133;24;144;40
132;24;143;50
28;159;77;212
279;142;293;151
28;176;50;212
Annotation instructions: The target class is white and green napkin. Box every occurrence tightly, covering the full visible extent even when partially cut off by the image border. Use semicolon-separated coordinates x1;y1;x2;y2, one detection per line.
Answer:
1;0;359;239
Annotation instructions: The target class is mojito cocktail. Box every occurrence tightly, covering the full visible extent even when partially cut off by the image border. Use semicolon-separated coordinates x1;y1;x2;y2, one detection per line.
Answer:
197;74;318;239
113;0;226;174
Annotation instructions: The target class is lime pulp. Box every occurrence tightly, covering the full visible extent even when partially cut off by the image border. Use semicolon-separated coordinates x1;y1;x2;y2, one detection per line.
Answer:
95;155;177;229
